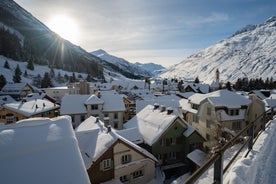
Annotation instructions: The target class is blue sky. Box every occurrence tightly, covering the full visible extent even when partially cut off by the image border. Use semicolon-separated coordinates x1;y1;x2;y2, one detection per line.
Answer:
15;0;276;67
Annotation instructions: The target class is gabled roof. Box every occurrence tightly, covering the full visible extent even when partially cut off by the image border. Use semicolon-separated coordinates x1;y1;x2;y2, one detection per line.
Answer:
124;105;180;146
75;117;157;169
0;95;15;106
0;116;90;184
1;83;33;94
60;95;90;115
84;95;104;105
3;99;59;117
189;89;251;108
184;83;209;94
101;93;126;112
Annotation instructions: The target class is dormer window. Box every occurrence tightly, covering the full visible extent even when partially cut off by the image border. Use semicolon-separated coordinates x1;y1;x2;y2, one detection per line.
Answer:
91;104;98;110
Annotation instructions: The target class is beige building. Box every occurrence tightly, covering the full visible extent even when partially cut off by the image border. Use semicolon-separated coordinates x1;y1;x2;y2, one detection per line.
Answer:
76;116;157;184
180;90;265;150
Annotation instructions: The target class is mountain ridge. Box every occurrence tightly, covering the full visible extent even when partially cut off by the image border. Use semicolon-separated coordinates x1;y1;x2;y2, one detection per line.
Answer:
160;16;276;83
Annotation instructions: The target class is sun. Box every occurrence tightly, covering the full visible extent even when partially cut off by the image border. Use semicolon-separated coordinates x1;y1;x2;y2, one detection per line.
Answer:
47;15;79;44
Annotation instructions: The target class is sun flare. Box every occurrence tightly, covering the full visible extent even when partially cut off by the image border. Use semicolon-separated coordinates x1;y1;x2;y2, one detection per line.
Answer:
47;15;79;44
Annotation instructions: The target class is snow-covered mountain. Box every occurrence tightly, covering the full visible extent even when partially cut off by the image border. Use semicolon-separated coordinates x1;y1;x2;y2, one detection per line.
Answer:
134;62;166;76
91;49;151;78
160;16;276;83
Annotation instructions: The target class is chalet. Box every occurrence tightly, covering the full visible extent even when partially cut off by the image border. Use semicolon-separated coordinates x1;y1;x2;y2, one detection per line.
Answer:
0;83;36;100
0;99;59;124
180;89;265;150
76;116;157;184
182;83;209;94
60;91;126;129
123;104;205;179
0;116;90;184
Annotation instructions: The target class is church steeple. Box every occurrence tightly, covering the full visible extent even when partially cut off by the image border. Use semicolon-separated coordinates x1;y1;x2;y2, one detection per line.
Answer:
215;68;220;83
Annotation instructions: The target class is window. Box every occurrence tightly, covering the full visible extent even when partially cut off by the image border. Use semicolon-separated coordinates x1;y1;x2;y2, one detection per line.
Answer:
132;170;143;179
206;119;211;128
160;138;166;146
81;115;85;122
169;152;176;159
232;121;241;130
193;114;198;123
120;175;128;182
207;107;211;115
6;114;14;124
114;112;118;119
121;154;132;164
91;104;98;110
170;137;176;145
100;159;112;171
114;122;118;129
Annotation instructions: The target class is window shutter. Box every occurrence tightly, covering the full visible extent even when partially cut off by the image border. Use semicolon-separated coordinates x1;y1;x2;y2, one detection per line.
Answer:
166;138;170;146
100;161;103;171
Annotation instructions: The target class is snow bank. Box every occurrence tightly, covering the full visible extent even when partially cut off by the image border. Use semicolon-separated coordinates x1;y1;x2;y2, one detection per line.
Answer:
225;118;276;184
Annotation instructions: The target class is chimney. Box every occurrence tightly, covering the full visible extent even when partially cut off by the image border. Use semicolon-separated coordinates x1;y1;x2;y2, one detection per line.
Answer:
103;117;110;127
106;125;112;133
95;117;99;123
43;103;45;107
154;103;160;110
167;107;174;115
160;105;166;112
36;104;38;109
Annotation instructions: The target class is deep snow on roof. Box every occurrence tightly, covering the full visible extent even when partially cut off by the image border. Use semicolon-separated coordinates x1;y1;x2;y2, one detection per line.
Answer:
0;95;15;106
124;104;179;146
101;92;126;112
76;117;157;169
3;99;59;117
189;89;251;108
84;94;104;105
60;95;90;114
0;116;90;184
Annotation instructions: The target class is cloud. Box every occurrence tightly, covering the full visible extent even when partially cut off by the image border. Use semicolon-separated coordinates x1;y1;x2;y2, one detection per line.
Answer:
180;12;229;26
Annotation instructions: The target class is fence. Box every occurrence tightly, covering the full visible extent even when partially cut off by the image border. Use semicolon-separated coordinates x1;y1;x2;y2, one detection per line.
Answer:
184;106;275;184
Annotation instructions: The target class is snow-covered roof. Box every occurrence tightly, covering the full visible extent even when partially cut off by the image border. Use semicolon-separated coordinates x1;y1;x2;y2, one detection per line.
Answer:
184;83;210;94
124;105;180;146
60;95;90;115
3;99;59;117
187;149;208;167
189;90;251;108
179;98;198;114
183;125;196;137
1;82;32;94
75;116;103;132
101;93;126;112
116;127;144;144
0;95;15;106
84;94;104;105
136;95;181;113
76;118;157;169
0;116;90;184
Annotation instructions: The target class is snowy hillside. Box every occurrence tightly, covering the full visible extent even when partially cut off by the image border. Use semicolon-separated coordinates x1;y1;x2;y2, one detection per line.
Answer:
91;49;151;78
160;16;276;83
134;62;166;76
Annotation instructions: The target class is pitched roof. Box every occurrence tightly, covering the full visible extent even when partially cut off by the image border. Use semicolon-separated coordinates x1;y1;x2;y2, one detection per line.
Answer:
101;93;126;112
124;105;179;146
60;95;90;115
76;117;157;169
189;89;251;108
0;116;90;184
0;95;15;106
1;83;34;95
3;99;59;117
84;95;104;105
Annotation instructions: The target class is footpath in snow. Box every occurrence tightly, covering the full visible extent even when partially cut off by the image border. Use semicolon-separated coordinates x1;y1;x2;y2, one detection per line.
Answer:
225;118;276;184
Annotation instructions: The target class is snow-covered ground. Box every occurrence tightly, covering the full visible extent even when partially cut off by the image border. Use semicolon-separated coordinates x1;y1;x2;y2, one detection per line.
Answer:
225;118;276;184
172;117;276;184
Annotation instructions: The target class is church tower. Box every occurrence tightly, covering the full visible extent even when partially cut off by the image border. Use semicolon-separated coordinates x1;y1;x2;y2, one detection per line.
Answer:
215;68;220;83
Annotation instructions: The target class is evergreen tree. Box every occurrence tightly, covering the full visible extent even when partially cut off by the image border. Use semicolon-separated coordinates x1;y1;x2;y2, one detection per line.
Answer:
0;75;7;90
194;76;200;83
24;70;28;77
69;72;76;83
41;72;53;88
226;81;232;91
27;59;34;70
13;64;22;83
86;74;92;82
4;60;10;69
